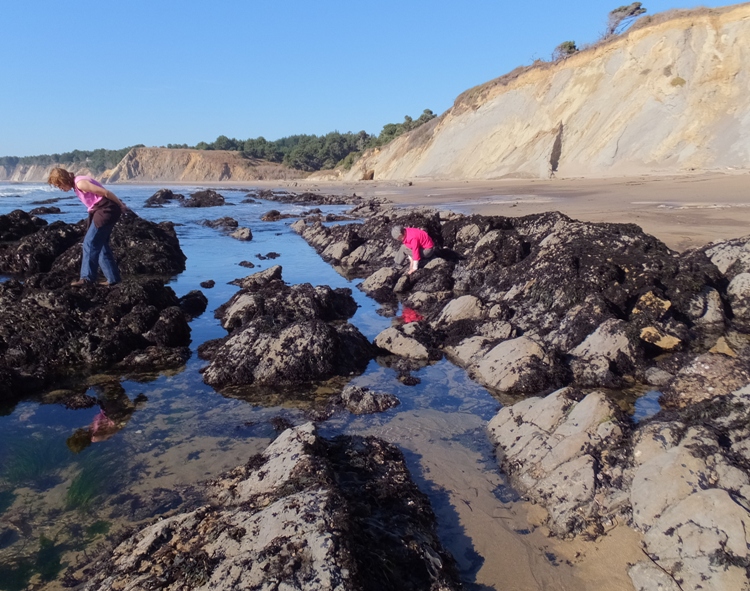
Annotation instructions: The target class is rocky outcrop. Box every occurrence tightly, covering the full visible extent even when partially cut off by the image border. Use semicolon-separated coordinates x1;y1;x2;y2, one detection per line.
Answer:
200;266;373;390
144;188;185;208
183;189;226;208
76;423;461;591
342;4;750;180
487;381;750;591
0;211;186;278
488;389;627;536
0;210;192;399
249;189;365;206
0;278;193;398
101;148;307;183
0;209;47;241
294;208;726;395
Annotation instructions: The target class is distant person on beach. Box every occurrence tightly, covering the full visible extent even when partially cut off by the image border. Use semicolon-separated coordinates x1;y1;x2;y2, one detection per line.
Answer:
392;225;434;274
48;167;128;286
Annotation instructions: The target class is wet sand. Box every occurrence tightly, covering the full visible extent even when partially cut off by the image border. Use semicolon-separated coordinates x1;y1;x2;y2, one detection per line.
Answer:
244;171;750;252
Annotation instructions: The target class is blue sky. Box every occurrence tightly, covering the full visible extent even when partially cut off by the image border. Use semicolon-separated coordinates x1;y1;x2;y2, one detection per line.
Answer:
0;0;735;156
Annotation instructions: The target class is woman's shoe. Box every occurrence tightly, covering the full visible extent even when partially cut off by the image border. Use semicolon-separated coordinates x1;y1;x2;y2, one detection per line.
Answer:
98;280;119;287
70;278;89;286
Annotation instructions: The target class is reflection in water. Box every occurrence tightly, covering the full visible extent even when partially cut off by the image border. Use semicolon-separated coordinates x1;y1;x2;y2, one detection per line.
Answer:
400;306;425;324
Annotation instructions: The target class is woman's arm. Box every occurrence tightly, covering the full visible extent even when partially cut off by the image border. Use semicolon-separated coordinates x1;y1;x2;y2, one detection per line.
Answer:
75;179;128;212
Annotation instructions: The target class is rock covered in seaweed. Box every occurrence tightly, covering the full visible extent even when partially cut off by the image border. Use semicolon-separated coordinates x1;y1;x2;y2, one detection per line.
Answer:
201;266;374;390
144;188;185;208
0;278;193;399
182;189;226;207
0;211;186;278
0;209;46;241
76;423;461;591
294;209;729;393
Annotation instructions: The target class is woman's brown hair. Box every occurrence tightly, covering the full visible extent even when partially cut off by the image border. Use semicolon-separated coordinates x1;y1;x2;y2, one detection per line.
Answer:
47;167;76;190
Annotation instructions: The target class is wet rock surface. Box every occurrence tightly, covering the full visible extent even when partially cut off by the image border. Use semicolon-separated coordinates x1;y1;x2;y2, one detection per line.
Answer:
201;266;374;390
249;189;366;206
183;189;226;207
0;211;186;278
293;208;728;395
294;205;750;590
487;381;750;591
0;278;193;398
0;210;192;400
77;423;460;591
144;188;185;208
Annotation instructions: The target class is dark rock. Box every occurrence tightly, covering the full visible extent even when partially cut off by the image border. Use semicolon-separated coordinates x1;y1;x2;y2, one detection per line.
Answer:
0;219;84;275
50;213;187;278
178;290;208;319
251;189;363;206
0;211;186;279
260;209;282;221
203;267;372;390
183;189;225;208
200;280;215;289
0;209;46;241
117;346;191;372
201;217;238;230
0;278;192;398
29;206;61;215
60;393;98;410
238;261;255;268
30;197;62;205
144;189;185;208
295;208;727;393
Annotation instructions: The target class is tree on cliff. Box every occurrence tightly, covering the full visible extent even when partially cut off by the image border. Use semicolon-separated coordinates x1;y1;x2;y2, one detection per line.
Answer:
605;3;647;37
552;41;578;61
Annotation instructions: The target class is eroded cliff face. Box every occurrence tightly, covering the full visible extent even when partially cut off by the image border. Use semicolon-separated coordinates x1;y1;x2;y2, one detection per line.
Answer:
102;148;306;183
0;148;307;184
344;4;750;181
0;164;96;183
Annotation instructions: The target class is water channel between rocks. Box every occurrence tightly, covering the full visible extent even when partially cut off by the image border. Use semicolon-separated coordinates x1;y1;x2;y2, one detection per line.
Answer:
0;183;650;591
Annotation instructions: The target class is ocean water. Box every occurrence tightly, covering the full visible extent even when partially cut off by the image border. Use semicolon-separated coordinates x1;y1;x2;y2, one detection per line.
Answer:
0;183;659;590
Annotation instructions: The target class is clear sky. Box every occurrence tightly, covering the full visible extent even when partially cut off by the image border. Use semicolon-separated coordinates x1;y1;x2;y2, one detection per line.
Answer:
0;0;736;156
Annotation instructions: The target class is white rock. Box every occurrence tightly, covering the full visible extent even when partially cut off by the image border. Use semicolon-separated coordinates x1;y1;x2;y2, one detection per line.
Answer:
374;327;429;359
470;336;551;392
436;295;485;324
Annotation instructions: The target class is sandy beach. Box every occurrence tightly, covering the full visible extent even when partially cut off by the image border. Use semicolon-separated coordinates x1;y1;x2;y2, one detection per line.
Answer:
254;171;749;252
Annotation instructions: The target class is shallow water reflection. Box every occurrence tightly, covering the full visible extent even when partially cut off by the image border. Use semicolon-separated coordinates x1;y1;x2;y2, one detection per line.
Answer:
0;184;646;590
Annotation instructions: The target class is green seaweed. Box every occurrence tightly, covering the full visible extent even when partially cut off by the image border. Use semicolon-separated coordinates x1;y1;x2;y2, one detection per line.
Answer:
86;520;110;537
65;451;120;511
0;559;34;591
35;535;64;582
2;436;70;491
0;489;16;514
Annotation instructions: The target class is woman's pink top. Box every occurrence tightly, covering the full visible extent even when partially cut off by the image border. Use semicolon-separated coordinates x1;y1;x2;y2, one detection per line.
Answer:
74;176;105;211
403;227;434;261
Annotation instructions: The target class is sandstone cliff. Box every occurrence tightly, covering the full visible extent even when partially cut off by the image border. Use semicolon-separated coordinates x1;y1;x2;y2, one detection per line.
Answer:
102;147;307;183
0;163;97;183
342;3;750;181
0;148;306;183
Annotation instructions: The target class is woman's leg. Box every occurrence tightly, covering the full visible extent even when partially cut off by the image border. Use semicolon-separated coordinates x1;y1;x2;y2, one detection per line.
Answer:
80;222;116;282
98;238;121;284
80;223;101;282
